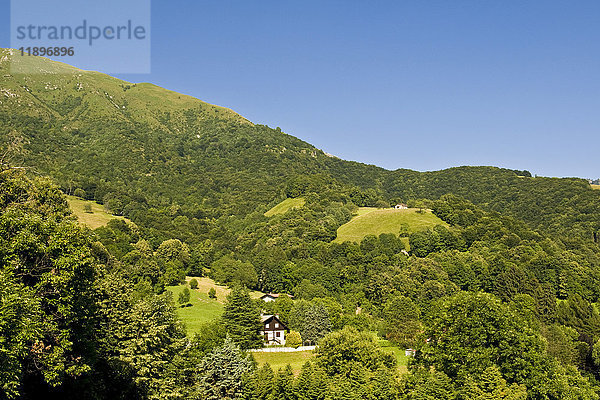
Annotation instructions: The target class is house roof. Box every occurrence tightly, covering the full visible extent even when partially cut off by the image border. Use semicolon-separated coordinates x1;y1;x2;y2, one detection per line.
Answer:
260;293;294;299
261;314;274;322
260;314;289;331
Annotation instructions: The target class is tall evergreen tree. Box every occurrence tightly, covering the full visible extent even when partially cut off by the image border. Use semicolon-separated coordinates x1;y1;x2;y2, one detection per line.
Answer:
275;365;296;400
196;338;253;400
222;286;262;349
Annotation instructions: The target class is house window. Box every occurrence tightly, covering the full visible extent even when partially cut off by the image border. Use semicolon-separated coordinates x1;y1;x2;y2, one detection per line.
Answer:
265;323;269;329
275;323;279;328
276;332;281;337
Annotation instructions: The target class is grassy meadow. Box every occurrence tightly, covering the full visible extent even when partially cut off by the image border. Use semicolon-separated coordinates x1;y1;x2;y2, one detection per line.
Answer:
166;277;227;334
334;207;448;244
591;184;600;190
167;277;263;335
251;340;409;375
251;351;316;374
265;197;306;217
66;195;127;229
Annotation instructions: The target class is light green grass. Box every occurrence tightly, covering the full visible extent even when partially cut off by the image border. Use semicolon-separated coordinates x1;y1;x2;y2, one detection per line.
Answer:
166;278;226;334
265;197;305;217
167;277;263;335
66;195;127;229
591;185;600;190
334;207;448;243
252;340;409;376
251;351;315;375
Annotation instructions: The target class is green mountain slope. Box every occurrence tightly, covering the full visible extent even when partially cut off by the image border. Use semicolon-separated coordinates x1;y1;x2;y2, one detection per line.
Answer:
2;48;600;245
1;49;339;220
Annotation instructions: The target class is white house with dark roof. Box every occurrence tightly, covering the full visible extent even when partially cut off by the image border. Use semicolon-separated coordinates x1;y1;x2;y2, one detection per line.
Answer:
260;314;289;345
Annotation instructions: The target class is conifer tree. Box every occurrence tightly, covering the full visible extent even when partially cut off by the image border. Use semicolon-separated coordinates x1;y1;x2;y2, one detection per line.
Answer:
196;338;253;399
247;363;275;400
275;365;296;400
222;286;262;349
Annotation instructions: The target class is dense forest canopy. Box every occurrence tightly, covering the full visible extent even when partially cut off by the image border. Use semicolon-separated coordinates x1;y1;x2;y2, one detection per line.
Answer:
2;50;600;399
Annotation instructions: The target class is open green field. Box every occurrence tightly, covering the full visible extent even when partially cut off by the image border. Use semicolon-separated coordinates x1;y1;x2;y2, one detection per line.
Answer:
252;340;409;375
265;197;306;217
66;195;127;229
167;277;264;335
166;277;227;334
334;207;448;243
591;185;600;190
251;351;315;374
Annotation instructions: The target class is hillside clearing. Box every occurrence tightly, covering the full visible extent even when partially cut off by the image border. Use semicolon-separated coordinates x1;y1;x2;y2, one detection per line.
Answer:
167;277;263;335
251;351;315;374
251;340;408;375
334;207;448;243
265;197;305;217
591;185;600;190
66;195;127;229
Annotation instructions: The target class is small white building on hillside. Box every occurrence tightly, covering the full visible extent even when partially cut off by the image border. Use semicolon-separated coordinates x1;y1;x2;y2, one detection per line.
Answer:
260;293;294;302
260;314;289;345
394;203;408;209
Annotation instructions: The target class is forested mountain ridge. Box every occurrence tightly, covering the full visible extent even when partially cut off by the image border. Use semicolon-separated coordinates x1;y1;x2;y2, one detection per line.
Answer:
5;49;600;400
2;48;600;246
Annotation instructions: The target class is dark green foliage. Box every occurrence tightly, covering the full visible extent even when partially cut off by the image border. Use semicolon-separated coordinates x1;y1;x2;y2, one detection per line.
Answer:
542;324;581;367
316;326;396;377
274;365;295;400
222;287;263;349
413;292;598;399
381;294;421;346
0;270;41;399
0;168;98;395
556;294;600;341
295;361;327;400
189;278;198;289
102;290;187;397
190;320;227;356
289;299;332;345
245;363;276;400
178;287;191;306
208;287;217;299
409;225;465;257
294;279;329;300
415;292;547;381
73;188;86;198
211;255;257;288
196;338;253;400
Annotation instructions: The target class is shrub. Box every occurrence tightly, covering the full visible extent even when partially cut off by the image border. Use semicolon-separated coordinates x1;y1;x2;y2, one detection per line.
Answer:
83;203;93;213
74;188;86;198
375;199;389;209
208;287;217;299
286;331;302;348
178;287;190;306
189;278;198;290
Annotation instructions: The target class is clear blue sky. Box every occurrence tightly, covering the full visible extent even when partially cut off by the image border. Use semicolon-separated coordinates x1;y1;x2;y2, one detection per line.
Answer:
2;1;599;178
